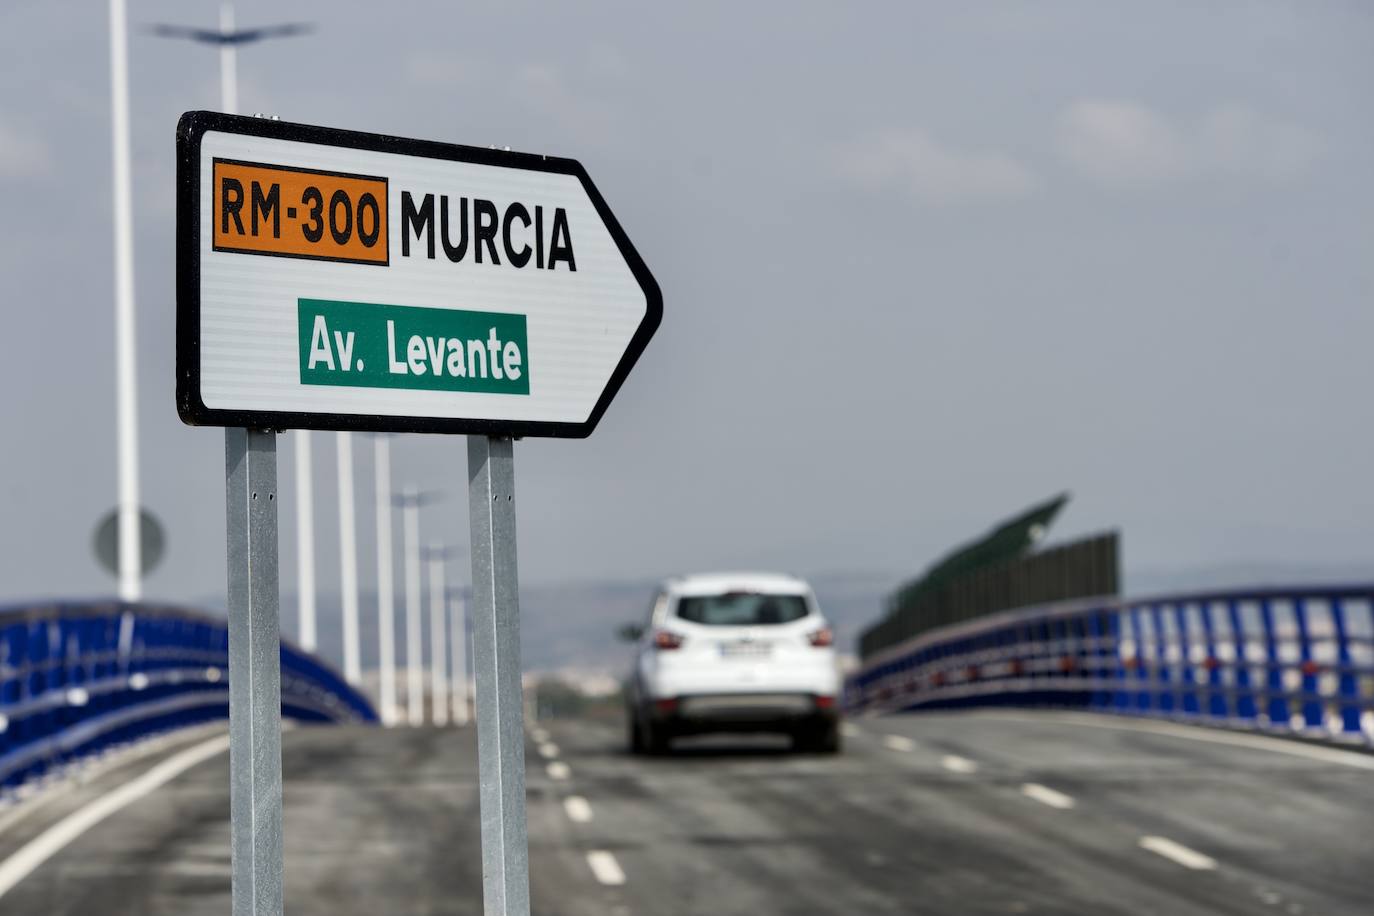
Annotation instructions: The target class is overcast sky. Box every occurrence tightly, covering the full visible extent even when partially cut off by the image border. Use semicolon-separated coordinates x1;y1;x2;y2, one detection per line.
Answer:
0;1;1370;609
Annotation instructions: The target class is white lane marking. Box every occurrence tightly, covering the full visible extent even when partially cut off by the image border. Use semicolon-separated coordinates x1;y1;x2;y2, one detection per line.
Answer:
1139;836;1218;871
563;795;593;823
883;735;916;752
941;754;978;774
981;711;1374;772
0;733;231;900
547;761;571;781
586;850;626;886
42;861;232;878
531;728;550;744
537;742;560;759
841;722;861;738
1021;783;1076;809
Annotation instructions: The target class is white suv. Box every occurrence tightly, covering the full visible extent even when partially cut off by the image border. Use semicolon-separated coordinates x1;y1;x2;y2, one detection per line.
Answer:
625;573;842;754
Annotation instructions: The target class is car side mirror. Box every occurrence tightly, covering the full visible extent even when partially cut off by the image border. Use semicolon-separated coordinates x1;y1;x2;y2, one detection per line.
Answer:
616;623;645;643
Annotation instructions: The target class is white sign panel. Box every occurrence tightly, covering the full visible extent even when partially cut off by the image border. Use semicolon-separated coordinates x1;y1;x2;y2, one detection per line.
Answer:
177;111;661;437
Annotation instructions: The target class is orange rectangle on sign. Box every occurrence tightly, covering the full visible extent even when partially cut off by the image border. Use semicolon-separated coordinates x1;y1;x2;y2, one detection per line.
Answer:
212;159;389;266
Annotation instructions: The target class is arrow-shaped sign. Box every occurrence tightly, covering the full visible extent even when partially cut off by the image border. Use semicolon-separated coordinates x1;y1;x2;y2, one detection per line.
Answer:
176;111;661;438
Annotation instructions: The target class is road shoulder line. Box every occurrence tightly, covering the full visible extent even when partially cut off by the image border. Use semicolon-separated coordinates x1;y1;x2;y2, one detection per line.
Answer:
1018;712;1374;771
0;732;231;900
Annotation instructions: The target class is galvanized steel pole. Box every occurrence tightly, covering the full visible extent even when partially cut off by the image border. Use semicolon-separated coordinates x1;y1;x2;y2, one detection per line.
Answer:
467;435;530;916
225;428;284;916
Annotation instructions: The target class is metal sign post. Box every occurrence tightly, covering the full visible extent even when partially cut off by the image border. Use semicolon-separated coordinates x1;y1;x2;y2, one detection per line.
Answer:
467;435;529;916
224;427;284;916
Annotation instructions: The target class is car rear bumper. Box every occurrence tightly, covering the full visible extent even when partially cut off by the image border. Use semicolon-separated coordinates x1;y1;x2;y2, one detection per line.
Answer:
648;692;838;733
644;658;842;701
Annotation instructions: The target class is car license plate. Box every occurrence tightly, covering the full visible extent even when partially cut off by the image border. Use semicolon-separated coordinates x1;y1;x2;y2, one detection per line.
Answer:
719;641;771;659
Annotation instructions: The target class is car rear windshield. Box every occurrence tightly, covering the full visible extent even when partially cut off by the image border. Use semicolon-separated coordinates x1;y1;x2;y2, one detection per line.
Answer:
675;592;809;626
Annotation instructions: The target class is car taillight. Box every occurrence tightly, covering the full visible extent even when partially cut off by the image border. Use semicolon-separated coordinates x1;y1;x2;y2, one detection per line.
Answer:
653;630;684;650
814;695;836;710
807;627;833;648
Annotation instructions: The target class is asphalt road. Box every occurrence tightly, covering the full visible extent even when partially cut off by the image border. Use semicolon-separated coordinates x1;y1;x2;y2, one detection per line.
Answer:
0;710;1370;915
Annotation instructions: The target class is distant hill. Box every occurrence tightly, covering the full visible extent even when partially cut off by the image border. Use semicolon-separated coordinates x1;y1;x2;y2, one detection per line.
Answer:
523;569;904;670
184;560;1374;678
205;569;904;677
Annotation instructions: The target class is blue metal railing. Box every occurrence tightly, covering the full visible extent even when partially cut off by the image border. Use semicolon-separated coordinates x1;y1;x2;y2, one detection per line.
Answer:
845;585;1374;744
0;600;377;789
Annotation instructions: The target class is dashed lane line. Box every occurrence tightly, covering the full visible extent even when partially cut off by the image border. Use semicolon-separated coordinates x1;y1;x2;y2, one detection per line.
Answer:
1021;783;1076;809
586;850;626;886
537;743;560;759
941;754;978;774
882;735;917;752
1139;836;1218;871
841;722;861;738
547;761;571;781
563;796;593;824
531;728;550;744
0;733;231;901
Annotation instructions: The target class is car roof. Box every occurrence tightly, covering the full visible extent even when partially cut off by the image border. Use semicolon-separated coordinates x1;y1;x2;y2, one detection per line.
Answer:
661;572;812;597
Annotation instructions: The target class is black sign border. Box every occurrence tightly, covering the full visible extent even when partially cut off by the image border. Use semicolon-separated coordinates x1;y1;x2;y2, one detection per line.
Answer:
177;110;662;438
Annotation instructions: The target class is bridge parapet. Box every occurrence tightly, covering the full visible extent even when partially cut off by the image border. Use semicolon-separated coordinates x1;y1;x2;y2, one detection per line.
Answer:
0;600;377;790
846;585;1374;744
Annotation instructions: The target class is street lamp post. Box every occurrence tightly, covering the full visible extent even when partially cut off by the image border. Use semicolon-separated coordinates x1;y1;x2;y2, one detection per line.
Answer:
373;436;397;725
337;433;360;684
402;489;422;725
422;546;453;727
148;4;311;115
217;2;237;113
396;488;440;725
107;0;140;602
295;436;316;652
449;590;469;726
148;2;315;647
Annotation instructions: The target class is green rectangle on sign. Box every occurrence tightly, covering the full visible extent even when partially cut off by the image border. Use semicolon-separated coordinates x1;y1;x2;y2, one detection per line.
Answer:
298;299;530;395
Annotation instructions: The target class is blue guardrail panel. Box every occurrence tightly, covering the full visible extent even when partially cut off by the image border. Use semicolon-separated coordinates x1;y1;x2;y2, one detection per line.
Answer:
845;585;1374;748
0;601;377;792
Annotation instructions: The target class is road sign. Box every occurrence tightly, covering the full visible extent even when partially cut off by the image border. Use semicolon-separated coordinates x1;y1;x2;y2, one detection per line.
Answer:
93;507;165;578
176;111;662;438
177;112;658;916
